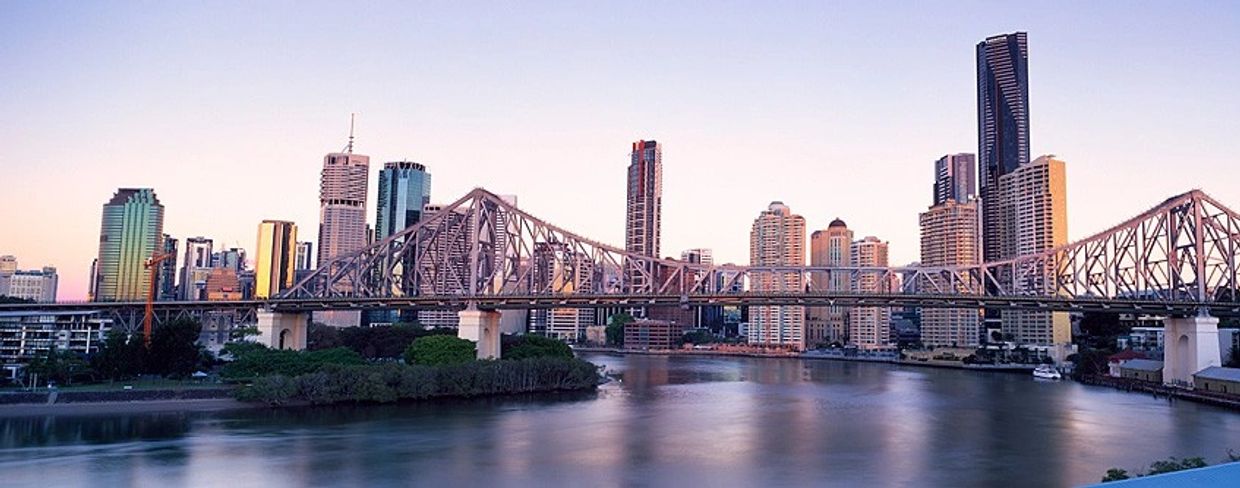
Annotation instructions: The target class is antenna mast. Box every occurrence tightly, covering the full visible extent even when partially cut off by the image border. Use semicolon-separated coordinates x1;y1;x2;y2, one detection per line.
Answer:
345;113;356;153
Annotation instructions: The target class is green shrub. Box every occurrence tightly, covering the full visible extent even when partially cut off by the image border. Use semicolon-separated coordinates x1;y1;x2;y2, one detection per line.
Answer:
404;335;477;366
502;334;574;360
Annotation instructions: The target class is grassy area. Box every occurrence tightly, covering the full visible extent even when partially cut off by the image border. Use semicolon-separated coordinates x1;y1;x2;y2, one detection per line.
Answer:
3;378;228;392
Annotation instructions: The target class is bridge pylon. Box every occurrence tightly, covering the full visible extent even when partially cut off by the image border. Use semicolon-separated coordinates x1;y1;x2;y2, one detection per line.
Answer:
1162;311;1222;387
256;309;309;351
458;304;501;359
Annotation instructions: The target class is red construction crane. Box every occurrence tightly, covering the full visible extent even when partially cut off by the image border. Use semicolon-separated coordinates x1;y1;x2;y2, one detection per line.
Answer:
143;252;175;347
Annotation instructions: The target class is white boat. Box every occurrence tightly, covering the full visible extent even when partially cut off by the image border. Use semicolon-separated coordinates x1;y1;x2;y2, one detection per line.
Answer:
1033;364;1062;380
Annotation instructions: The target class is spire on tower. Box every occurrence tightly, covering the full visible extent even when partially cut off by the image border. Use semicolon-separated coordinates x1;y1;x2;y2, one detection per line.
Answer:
345;113;356;153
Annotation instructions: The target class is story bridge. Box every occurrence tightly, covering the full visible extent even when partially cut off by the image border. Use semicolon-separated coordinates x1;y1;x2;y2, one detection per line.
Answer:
5;188;1239;383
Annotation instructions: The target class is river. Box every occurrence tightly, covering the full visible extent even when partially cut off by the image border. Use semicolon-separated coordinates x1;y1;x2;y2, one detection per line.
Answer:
2;352;1238;487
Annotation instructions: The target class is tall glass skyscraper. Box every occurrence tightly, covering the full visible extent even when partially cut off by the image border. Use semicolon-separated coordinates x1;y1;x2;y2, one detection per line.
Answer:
624;140;661;298
375;161;432;238
977;31;1030;263
158;235;178;300
94;188;164;302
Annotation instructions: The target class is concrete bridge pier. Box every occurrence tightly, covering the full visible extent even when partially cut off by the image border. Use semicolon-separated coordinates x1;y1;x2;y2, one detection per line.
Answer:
1162;314;1221;386
458;308;501;359
256;310;309;351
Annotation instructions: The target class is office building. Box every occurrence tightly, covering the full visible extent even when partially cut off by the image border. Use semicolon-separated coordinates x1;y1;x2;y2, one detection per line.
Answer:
998;155;1070;347
317;148;370;268
180;237;214;301
255;220;298;299
0;256;15;275
748;202;806;349
919;199;981;347
0;263;58;303
214;248;246;273
850;236;891;347
158;235;179;300
315;129;370;327
294;242;314;271
375;161;432;239
94;188;164;302
977;31;1031;264
934;153;977;205
205;268;242;301
530;242;595;340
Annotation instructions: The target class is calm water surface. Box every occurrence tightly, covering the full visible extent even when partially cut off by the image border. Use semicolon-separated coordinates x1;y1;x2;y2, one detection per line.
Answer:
2;353;1239;487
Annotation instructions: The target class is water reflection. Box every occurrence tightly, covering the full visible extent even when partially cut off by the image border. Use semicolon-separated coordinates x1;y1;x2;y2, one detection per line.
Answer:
1;354;1238;487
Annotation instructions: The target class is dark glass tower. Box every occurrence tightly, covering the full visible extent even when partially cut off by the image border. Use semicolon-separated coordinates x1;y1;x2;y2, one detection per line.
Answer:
977;31;1030;263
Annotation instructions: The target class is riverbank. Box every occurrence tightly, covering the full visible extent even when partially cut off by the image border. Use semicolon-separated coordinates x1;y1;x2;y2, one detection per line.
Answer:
0;397;254;417
1077;375;1240;411
576;347;1036;374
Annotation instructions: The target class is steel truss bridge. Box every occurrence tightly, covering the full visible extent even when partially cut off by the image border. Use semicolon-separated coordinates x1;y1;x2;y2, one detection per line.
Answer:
5;187;1240;332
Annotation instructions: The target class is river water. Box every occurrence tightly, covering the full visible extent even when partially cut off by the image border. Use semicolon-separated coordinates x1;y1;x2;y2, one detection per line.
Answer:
2;352;1238;487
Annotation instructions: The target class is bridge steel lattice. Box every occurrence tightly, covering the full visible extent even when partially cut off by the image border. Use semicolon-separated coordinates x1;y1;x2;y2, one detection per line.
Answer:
279;188;1240;316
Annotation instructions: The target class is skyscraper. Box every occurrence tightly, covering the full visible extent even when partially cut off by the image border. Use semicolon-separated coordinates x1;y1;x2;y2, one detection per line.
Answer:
748;202;806;349
317;144;370;268
375;161;432;239
977;32;1030;264
315;126;370;327
294;242;313;271
934;153;977;205
625;140;662;292
998;155;1070;347
180;237;214;301
255;220;298;299
849;236;891;347
94;188;164;302
158;235;179;301
530;242;595;340
919;199;981;347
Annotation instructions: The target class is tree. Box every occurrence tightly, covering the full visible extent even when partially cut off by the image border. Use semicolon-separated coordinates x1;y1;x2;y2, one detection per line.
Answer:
404;335;476;366
1228;344;1240;368
340;324;453;359
1101;468;1130;482
682;329;715;345
1145;457;1207;476
1078;312;1129;350
1069;349;1111;379
92;330;147;380
0;296;34;304
147;318;205;378
27;347;94;386
307;323;342;350
502;334;573;360
606;312;634;347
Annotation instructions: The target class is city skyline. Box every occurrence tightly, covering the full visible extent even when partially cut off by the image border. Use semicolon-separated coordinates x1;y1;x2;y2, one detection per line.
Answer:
3;3;1239;301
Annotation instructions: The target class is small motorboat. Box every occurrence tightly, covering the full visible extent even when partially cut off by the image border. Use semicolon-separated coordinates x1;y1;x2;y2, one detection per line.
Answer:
1033;364;1062;380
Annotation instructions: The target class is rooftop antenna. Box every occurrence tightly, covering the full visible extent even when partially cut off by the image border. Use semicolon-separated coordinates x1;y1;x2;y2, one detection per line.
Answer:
345;113;356;153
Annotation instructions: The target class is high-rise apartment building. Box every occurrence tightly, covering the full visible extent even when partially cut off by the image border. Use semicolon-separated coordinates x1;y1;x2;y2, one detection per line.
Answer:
919;199;981;347
255;220;297;299
180;237;214;301
94;189;164;302
748;202;805;349
625;140;662;293
934;153;977;205
849;236;891;347
807;220;853;345
416;203;468;329
375;161;432;239
998;155;1070;346
680;248;713;266
977;32;1031;264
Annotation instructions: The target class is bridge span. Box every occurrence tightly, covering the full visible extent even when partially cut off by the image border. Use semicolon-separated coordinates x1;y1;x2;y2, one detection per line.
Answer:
4;188;1240;385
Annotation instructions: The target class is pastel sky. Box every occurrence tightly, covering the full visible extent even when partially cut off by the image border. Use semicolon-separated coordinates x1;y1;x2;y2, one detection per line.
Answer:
2;1;1239;301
